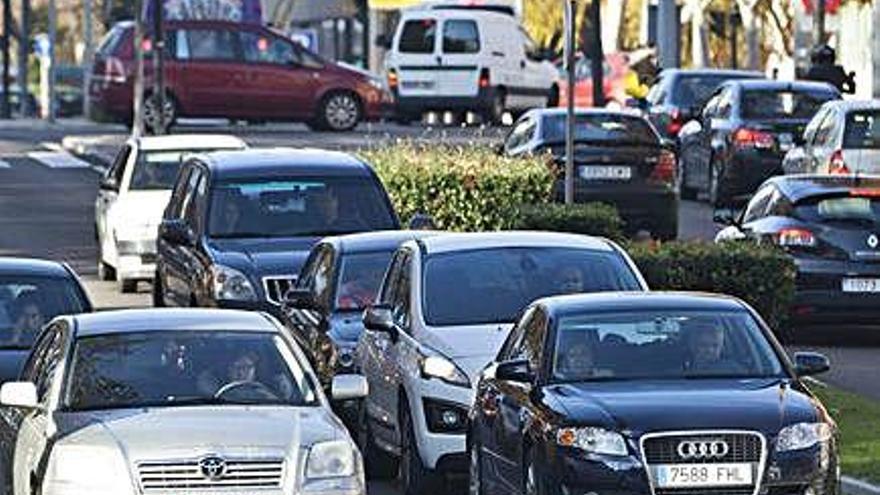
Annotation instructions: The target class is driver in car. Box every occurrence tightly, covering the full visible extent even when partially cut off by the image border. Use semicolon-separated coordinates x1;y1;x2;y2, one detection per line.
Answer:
682;321;745;374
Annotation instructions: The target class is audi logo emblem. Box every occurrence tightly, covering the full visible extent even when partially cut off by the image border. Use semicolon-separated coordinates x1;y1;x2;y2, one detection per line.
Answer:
868;235;879;249
677;440;730;460
199;456;227;481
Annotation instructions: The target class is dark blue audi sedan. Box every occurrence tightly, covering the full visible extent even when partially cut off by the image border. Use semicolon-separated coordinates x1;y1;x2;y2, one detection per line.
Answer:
468;292;838;495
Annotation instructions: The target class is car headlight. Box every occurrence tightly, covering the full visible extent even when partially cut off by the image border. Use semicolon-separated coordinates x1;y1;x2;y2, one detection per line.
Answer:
306;440;357;480
45;444;131;494
210;265;258;301
556;427;629;457
419;349;470;388
776;422;833;452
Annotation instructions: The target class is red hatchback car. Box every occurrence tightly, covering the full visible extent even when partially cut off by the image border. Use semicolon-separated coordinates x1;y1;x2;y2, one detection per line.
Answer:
90;20;390;132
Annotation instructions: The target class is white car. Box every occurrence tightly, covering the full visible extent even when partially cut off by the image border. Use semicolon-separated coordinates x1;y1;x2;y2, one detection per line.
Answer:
0;308;367;495
355;232;648;494
385;5;558;124
782;100;880;175
95;134;246;293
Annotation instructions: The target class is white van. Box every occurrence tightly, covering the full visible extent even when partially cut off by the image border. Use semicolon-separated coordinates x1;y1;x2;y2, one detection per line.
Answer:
385;6;559;123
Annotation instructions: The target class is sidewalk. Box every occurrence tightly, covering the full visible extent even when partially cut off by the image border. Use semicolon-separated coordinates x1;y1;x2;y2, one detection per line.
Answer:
0;117;126;133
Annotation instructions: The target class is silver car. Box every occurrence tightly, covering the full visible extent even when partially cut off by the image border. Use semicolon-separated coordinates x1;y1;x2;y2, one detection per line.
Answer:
783;99;880;175
0;308;367;495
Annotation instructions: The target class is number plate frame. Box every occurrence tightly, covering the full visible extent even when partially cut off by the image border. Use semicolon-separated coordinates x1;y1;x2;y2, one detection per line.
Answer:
578;165;632;181
653;463;753;488
842;278;880;293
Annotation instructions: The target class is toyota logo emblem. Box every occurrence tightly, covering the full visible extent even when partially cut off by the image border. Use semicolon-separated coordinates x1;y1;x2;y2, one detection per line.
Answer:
868;235;879;249
677;440;730;460
199;456;227;481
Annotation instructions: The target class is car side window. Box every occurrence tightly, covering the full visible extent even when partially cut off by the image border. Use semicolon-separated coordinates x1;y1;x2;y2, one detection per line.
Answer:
742;185;775;223
506;117;534;151
512;308;547;371
179;169;203;225
166;166;193;219
240;32;299;66
715;90;733;119
814;110;838;147
22;323;66;405
378;251;404;305
296;248;322;291
106;145;131;187
181;29;237;61
498;307;534;361
765;189;793;217
185;172;208;234
443;20;479;54
390;252;412;330
803;108;828;145
701;94;721;121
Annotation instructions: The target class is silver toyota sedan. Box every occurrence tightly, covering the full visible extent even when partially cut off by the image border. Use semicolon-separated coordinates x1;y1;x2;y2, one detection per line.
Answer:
0;308;367;495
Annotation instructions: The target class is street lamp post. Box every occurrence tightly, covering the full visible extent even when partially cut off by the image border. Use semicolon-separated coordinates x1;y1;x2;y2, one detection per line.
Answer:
564;0;576;205
152;0;165;134
2;0;11;119
813;0;826;46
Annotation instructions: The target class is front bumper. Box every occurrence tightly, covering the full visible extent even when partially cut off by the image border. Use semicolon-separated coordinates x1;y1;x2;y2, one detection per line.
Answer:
391;87;497;115
790;258;880;322
115;240;158;280
409;378;474;473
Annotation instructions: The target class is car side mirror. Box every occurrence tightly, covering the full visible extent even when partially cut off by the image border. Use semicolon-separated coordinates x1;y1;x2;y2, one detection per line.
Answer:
713;207;741;227
99;179;119;192
794;352;830;377
362;305;398;341
331;374;369;401
283;288;320;311
495;359;534;383
0;382;39;409
159;219;195;247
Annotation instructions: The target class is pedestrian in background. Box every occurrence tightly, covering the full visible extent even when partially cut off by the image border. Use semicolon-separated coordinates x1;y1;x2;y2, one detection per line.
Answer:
804;45;856;94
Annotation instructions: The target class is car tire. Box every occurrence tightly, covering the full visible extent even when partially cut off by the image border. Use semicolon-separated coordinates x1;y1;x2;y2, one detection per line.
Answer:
468;429;485;495
485;89;507;125
400;402;441;495
357;401;399;480
119;279;138;294
98;258;116;282
152;273;165;307
143;92;177;135
524;448;548;495
317;91;362;132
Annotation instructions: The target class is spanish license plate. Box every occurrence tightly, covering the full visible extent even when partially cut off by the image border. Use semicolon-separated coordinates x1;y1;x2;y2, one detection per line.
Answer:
654;463;753;488
579;165;632;181
401;80;435;90
842;278;880;293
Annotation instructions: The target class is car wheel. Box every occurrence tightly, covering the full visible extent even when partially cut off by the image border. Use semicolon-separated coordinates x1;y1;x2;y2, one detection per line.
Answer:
152;273;165;307
357;401;399;479
400;402;440;495
485;89;507;125
143;93;177;135
119;279;138;294
318;91;362;132
468;431;484;495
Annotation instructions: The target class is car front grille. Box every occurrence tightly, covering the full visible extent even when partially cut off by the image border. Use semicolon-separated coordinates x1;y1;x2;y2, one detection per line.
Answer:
138;458;284;491
640;431;766;495
263;275;298;306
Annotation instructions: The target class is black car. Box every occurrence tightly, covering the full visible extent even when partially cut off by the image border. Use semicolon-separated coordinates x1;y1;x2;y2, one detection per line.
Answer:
0;258;92;382
154;148;400;315
678;80;840;205
504;108;679;240
281;230;435;387
468;292;838;495
716;174;880;324
645;69;764;141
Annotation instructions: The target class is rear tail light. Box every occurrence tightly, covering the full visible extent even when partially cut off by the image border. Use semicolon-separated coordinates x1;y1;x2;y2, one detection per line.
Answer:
479;68;491;89
829;150;850;174
733;128;775;149
666;109;683;136
650;150;677;186
141;36;153;53
776;228;816;248
387;69;399;90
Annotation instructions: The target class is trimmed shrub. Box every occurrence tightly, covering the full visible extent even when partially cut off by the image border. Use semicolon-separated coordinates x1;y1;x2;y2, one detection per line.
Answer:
627;241;797;329
513;203;625;242
361;143;554;231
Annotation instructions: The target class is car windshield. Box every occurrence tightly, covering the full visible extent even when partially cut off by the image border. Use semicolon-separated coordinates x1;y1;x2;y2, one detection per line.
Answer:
672;75;737;108
795;195;880;225
843;111;880;149
65;331;318;411
0;276;86;349
741;89;836;120
551;310;785;382
208;177;396;238
335;251;394;310
542;114;658;146
423;247;642;326
130;150;219;191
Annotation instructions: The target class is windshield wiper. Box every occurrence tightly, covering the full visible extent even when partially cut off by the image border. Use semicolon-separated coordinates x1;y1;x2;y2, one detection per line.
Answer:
210;232;273;239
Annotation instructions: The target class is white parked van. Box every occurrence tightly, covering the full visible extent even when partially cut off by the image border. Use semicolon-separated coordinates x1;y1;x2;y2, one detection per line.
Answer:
385;6;559;123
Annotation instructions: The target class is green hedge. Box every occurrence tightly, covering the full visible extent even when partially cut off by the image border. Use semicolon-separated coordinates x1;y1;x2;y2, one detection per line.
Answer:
513;203;625;242
627;241;797;330
361;143;555;231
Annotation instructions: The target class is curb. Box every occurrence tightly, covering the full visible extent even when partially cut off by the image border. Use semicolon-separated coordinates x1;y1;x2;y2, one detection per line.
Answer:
843;476;880;495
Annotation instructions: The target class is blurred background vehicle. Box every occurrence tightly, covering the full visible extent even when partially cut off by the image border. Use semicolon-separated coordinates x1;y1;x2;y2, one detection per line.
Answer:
556;52;631;109
783;100;880;175
502;108;679;240
677;79;839;206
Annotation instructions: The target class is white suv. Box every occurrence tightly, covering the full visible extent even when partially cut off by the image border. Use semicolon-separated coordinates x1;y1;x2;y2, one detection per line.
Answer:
95;134;245;293
355;232;647;494
385;5;558;123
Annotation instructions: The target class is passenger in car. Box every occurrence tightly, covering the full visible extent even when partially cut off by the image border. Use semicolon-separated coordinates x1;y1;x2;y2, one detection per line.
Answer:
10;290;45;345
557;266;585;294
556;339;613;380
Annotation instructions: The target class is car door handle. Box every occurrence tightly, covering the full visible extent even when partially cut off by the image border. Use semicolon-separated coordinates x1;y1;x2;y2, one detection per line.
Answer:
491;51;505;58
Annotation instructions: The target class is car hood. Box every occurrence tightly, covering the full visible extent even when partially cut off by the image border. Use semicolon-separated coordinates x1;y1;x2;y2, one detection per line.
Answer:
421;323;513;381
0;350;29;383
208;237;318;277
55;405;344;462
545;379;820;437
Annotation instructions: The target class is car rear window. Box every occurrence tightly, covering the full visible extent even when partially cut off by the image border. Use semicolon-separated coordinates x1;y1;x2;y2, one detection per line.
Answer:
671;75;737;108
843;111;880;149
443;19;479;54
399;19;437;54
795;195;880;225
542;114;659;146
741;89;836;120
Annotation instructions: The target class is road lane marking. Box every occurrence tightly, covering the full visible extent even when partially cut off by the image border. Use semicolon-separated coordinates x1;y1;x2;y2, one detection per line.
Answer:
0;159;10;169
26;151;92;169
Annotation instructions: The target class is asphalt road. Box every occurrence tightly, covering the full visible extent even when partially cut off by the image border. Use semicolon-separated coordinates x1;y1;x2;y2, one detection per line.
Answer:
0;119;878;494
